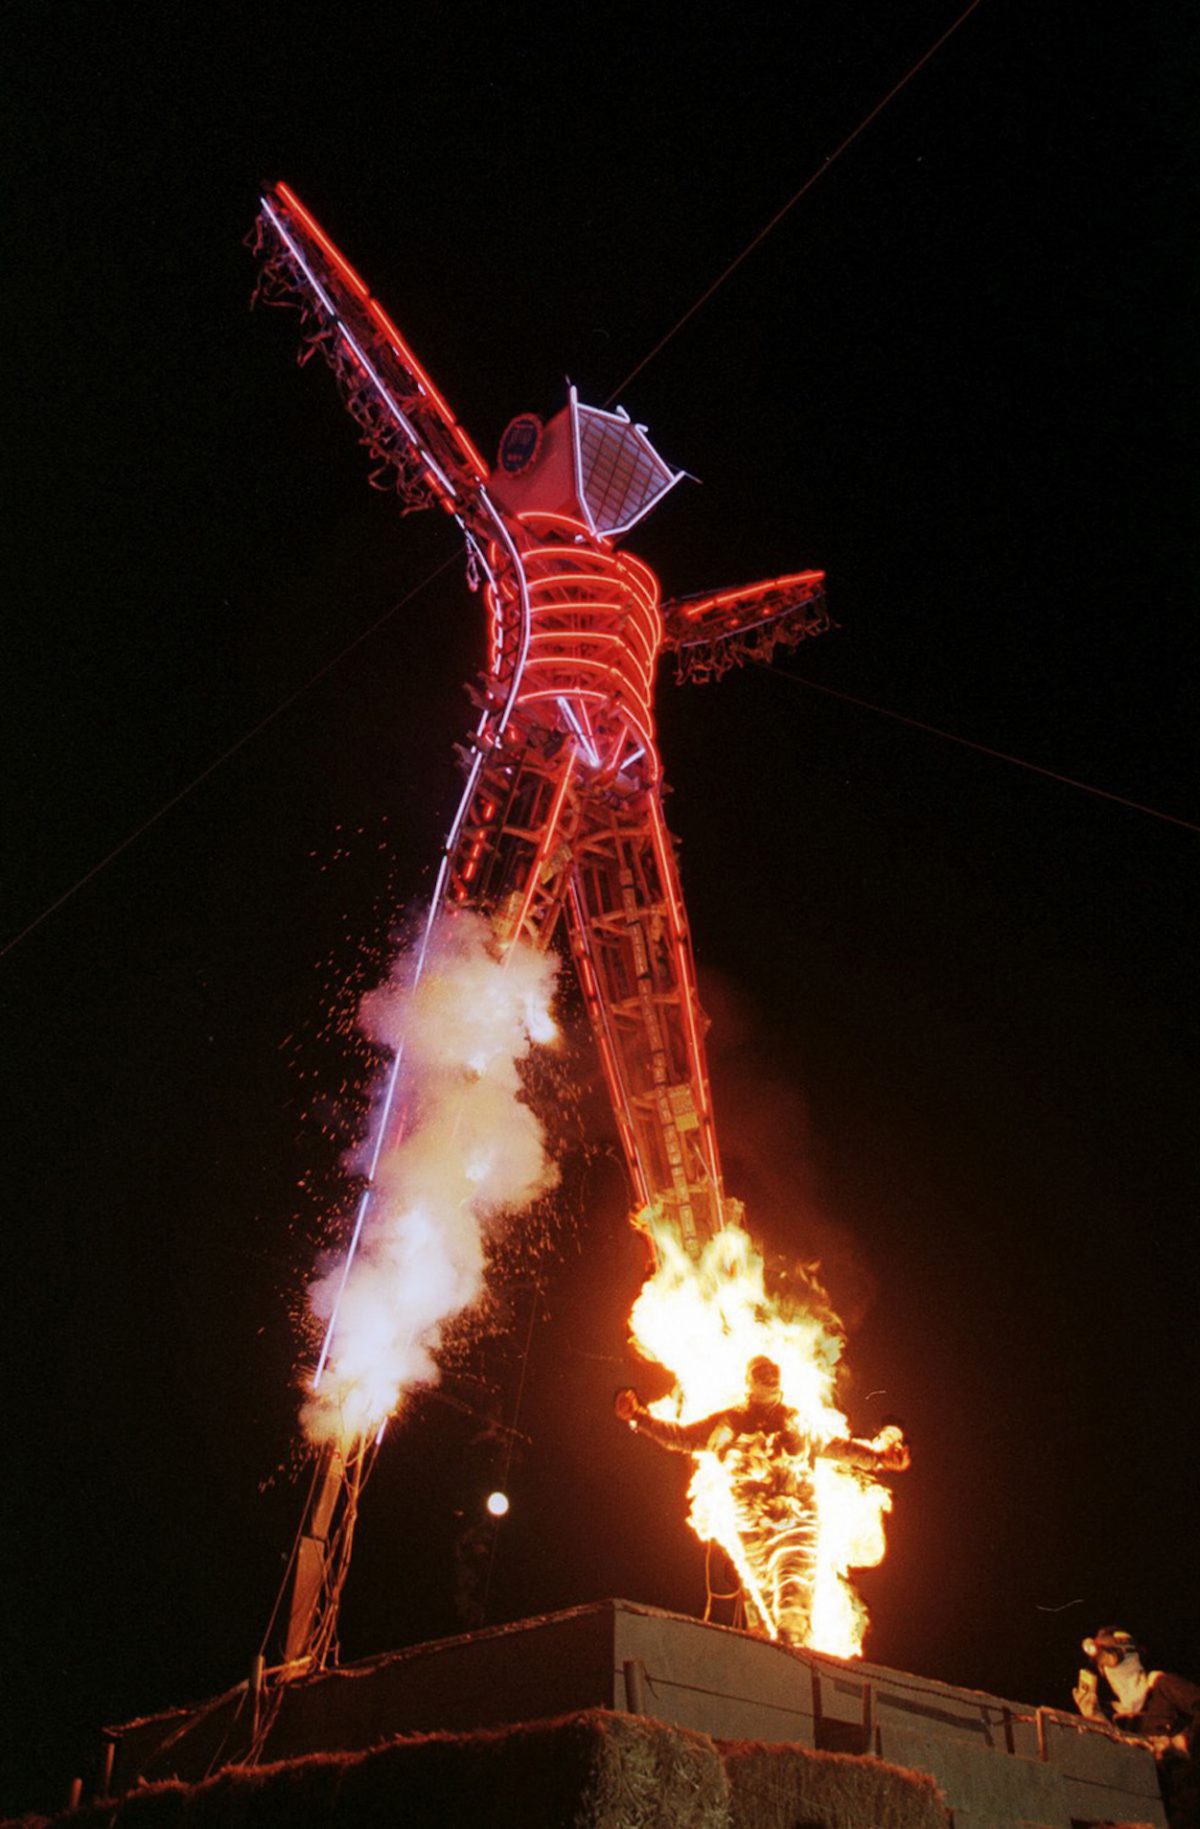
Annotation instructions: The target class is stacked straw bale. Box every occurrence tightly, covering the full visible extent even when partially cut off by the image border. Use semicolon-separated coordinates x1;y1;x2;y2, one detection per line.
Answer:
14;1709;729;1829
722;1738;949;1829
11;1708;956;1827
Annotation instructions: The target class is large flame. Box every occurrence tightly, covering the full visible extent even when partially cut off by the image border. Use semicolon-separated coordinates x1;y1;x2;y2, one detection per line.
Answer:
628;1212;895;1657
302;912;560;1447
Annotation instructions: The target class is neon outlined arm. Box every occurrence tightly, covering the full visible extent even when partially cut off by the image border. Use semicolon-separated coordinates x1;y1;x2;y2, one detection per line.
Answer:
253;182;488;515
661;571;830;680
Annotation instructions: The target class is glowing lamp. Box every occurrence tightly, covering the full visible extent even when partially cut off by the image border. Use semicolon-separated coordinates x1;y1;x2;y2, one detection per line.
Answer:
485;1490;510;1518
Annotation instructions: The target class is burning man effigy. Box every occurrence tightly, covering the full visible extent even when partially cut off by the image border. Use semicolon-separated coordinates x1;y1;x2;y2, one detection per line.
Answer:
249;184;895;1670
615;1354;910;1649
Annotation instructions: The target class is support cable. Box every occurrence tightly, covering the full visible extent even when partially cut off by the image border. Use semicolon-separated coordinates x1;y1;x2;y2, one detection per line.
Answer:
605;0;986;405
256;1447;328;1662
772;669;1200;835
0;552;460;964
480;1280;540;1623
4;4;987;965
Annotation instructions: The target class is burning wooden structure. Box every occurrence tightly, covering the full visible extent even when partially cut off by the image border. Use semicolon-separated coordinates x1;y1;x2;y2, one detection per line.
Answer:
250;184;851;1671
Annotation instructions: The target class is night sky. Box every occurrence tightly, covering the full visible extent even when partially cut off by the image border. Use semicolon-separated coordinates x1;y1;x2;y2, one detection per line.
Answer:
5;5;1195;1814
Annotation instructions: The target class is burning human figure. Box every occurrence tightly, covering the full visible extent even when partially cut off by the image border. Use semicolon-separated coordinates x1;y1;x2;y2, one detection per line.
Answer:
615;1355;910;1648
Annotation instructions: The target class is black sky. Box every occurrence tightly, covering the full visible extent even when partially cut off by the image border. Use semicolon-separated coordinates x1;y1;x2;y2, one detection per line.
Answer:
4;4;1196;1813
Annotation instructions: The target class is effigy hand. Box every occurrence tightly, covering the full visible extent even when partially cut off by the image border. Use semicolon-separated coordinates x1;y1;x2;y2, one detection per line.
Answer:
874;1422;911;1471
614;1387;640;1423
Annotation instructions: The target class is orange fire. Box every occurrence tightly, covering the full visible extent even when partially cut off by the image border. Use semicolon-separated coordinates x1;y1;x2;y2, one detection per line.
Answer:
627;1208;900;1658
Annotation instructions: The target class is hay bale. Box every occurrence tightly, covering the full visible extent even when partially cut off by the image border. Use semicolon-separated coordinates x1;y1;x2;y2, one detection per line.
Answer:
184;1755;345;1829
572;1708;728;1829
19;1709;729;1829
109;1788;189;1829
332;1708;729;1828
722;1740;948;1829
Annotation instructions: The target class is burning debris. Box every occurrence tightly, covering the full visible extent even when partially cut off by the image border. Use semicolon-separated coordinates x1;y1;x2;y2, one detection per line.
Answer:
618;1213;909;1657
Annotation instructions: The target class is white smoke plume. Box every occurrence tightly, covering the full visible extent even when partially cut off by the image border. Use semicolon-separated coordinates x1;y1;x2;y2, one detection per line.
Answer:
301;910;560;1446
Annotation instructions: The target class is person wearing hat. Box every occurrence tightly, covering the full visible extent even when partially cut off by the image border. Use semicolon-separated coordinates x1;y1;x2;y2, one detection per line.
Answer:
613;1354;909;1644
1074;1627;1200;1827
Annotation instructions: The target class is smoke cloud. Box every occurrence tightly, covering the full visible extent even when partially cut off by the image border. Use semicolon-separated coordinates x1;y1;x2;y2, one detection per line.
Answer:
302;911;560;1445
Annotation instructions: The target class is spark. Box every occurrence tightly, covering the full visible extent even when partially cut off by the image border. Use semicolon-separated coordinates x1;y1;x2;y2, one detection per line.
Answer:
301;912;560;1448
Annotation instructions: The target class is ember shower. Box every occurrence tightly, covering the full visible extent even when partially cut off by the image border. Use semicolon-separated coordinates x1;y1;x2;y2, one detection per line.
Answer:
253;182;896;1663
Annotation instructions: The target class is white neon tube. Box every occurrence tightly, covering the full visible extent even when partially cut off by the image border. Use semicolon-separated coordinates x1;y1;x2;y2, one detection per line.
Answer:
263;197;459;505
336;326;459;502
261;199;336;315
313;506;532;1392
556;696;600;767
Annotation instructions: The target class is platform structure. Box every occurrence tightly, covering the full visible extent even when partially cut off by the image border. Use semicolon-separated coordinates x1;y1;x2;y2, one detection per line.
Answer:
105;1600;1165;1828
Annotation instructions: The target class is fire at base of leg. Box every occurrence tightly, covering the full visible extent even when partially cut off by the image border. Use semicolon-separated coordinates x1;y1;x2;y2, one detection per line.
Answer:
616;1213;910;1657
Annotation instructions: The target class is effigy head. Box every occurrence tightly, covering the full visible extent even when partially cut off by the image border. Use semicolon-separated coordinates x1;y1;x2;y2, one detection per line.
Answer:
747;1355;784;1402
488;386;685;543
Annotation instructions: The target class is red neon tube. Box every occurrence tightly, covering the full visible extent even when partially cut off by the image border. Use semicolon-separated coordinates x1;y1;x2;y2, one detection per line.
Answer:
276;183;370;298
508;750;577;943
275;182;488;484
680;570;826;619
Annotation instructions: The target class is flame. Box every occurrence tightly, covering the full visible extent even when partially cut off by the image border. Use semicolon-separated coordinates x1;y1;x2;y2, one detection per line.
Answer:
628;1212;896;1657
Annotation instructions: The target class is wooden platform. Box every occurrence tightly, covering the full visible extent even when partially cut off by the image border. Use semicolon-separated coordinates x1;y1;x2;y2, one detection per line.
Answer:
106;1599;1166;1828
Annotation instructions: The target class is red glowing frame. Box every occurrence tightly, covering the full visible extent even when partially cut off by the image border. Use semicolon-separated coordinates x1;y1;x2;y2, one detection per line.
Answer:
253;179;830;1267
252;180;833;1668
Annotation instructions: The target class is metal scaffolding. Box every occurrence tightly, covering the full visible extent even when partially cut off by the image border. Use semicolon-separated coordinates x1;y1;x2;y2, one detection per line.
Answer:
251;182;831;1680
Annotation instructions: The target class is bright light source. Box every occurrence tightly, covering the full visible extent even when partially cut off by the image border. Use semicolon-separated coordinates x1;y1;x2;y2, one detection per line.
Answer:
486;1490;510;1518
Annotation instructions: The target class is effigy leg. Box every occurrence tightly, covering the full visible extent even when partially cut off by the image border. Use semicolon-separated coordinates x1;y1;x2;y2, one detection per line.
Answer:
563;786;725;1258
443;734;582;952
